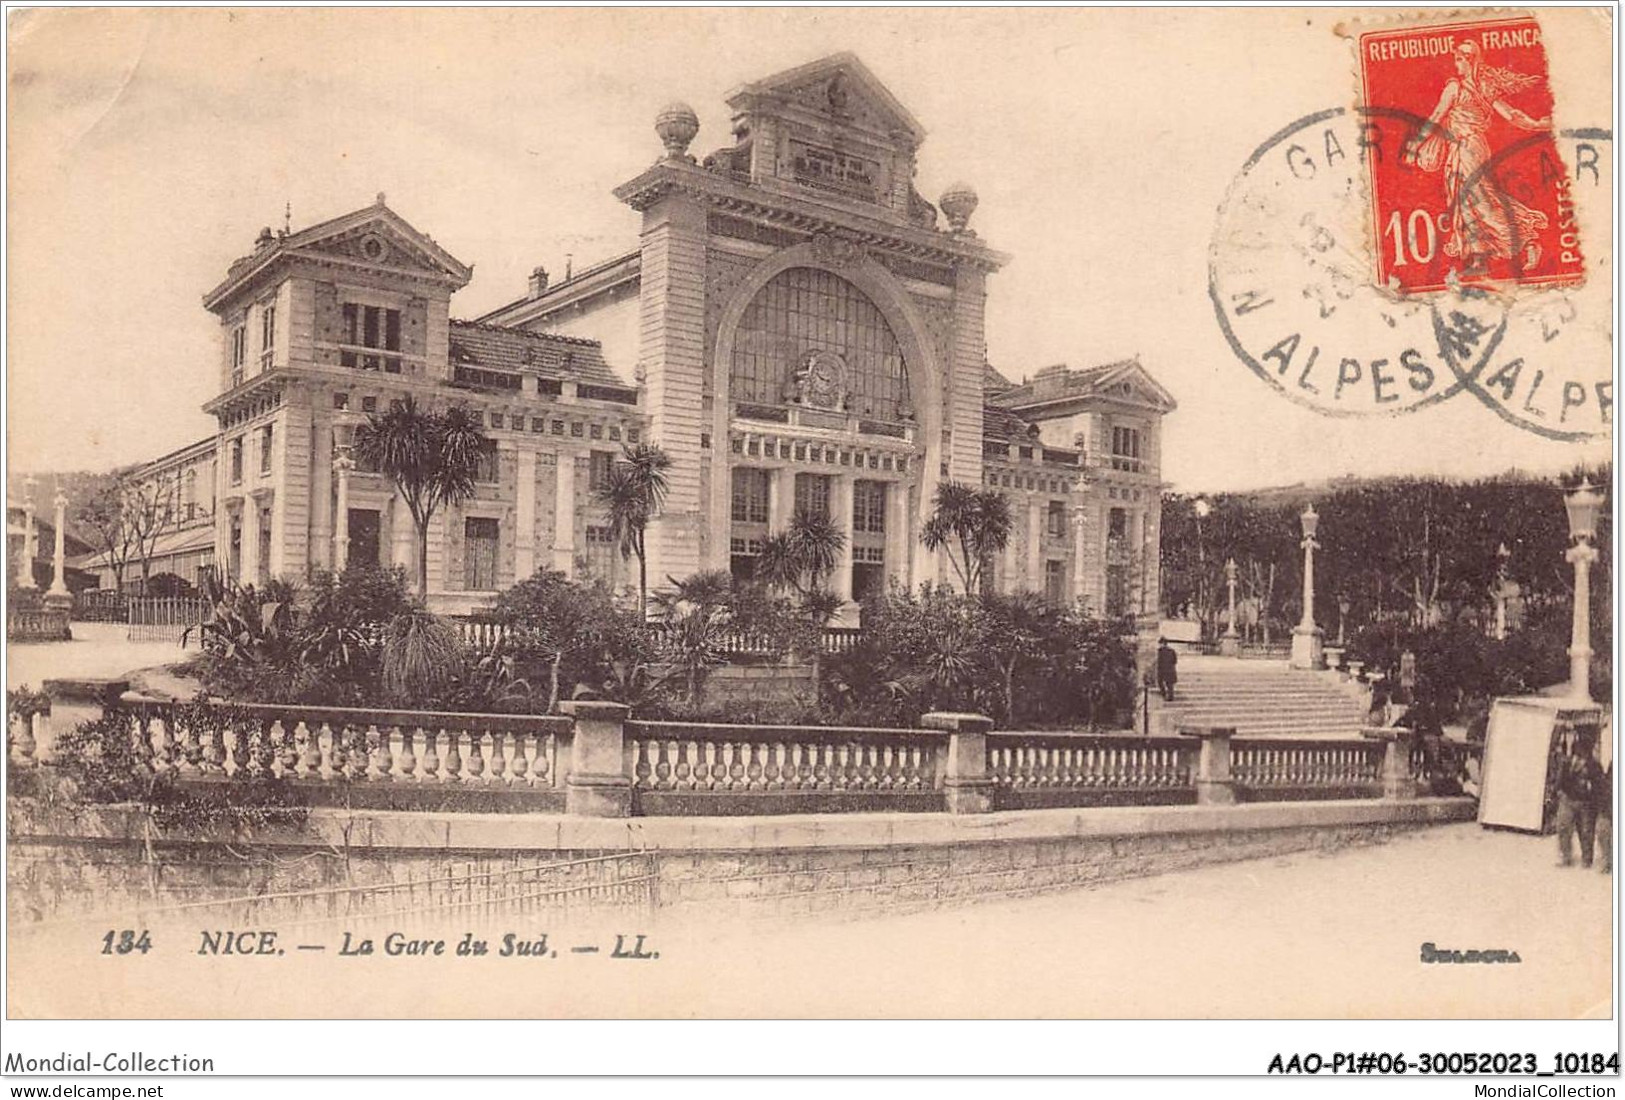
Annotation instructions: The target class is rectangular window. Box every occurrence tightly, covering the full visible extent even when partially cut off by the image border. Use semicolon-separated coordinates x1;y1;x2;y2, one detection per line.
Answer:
464;517;499;590
729;535;765;586
230;326;247;387
588;450;615;492
257;506;273;586
341;303;403;372
1108;507;1128;539
474;440;500;484
230;438;244;485
794;473;830;521
1048;500;1067;538
228;517;242;579
585;525;617;583
1111;426;1143;472
731;468;770;524
260;302;276;365
852;480;887;534
1044;560;1066;607
260;425;274;475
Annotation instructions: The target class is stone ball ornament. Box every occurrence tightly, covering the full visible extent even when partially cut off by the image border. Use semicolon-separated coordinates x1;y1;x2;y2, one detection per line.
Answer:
939;182;979;234
655;101;700;162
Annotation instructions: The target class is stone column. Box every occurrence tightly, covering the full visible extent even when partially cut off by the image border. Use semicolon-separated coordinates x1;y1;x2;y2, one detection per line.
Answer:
1180;725;1237;805
559;700;632;817
922;711;995;814
390;492;415;573
331;455;353;572
1363;727;1421;800
45;487;71;606
17;479;38;590
552;452;576;576
831;475;853;601
767;468;791;534
1071;507;1088;605
883;481;907;590
1290;505;1324;670
515;449;537;581
1220;557;1241;657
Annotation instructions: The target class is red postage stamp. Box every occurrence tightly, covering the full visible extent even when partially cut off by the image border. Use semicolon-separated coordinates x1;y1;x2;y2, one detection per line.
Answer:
1358;14;1583;294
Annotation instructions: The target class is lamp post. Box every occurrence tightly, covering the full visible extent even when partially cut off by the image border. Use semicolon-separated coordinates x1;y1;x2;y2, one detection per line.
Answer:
1220;557;1241;656
44;483;71;609
331;411;362;573
1562;479;1603;703
1290;502;1324;669
17;476;38;590
1193;497;1211;631
1337;595;1351;647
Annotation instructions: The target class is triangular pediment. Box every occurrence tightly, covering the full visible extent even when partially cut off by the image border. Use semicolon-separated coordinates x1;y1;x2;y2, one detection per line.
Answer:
1094;361;1178;413
289;204;471;283
729;53;925;144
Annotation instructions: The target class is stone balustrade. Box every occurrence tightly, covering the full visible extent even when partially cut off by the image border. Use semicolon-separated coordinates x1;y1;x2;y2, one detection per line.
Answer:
6;681;1434;819
7;607;72;642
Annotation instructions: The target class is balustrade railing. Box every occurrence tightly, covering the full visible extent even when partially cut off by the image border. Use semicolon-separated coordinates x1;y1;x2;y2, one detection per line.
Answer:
452;618;863;658
1229;737;1384;798
112;700;571;810
988;732;1198;808
12;682;1439;818
624;720;946;814
7;607;71;642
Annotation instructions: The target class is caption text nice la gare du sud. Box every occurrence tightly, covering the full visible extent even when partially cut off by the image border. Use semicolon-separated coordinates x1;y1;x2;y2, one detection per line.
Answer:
1366;23;1543;62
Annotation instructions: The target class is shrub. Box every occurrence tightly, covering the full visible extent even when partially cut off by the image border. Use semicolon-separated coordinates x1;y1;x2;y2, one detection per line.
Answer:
381;610;466;707
493;570;653;711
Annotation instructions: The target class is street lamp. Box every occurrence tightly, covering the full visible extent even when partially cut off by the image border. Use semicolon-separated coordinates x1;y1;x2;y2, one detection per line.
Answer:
1193;497;1211;632
1494;542;1512;641
1563;478;1604;702
1290;502;1324;669
331;410;364;572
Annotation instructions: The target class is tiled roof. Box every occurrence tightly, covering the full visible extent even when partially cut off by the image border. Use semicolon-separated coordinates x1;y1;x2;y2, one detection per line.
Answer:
987;358;1139;408
446;321;624;386
984;362;1017;395
981;405;1039;443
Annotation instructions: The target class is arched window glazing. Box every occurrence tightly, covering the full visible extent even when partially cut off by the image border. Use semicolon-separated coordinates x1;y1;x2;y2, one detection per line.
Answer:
729;267;911;420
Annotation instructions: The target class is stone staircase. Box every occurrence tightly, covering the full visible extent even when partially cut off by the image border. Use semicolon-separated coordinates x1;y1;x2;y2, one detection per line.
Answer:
1152;657;1372;739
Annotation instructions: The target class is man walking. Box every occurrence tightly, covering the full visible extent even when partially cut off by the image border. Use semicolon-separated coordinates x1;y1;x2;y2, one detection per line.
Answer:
1554;731;1606;869
1155;637;1179;702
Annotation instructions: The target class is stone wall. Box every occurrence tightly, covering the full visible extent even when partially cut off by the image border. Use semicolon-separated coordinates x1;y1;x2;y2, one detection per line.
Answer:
7;798;1474;926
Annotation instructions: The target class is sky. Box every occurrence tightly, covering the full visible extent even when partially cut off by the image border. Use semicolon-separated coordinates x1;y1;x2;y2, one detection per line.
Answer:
5;7;1614;492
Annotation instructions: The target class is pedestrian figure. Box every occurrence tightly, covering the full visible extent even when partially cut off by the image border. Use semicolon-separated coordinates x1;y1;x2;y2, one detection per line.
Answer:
1155;637;1178;702
1554;731;1606;869
1597;760;1612;875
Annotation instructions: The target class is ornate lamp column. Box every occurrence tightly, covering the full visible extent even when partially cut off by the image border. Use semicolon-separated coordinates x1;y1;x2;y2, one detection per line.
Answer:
17;476;38;590
44;483;72;609
1562;479;1603;702
331;411;361;572
1289;502;1324;669
1220;557;1241;656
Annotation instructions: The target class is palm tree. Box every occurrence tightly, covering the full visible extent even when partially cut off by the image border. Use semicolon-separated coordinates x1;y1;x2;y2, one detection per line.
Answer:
753;512;847;598
354;397;490;599
594;442;671;620
920;480;1013;597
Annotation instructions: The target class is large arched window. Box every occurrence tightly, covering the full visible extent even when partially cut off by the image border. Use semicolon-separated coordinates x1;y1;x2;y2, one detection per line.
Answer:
729;267;911;420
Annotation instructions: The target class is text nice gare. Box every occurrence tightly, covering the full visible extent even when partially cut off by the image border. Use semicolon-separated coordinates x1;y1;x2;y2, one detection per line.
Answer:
107;54;1176;625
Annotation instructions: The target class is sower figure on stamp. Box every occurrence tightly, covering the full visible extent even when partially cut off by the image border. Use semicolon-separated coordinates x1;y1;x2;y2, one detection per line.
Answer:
1406;41;1552;272
1554;730;1606;869
1155;637;1178;702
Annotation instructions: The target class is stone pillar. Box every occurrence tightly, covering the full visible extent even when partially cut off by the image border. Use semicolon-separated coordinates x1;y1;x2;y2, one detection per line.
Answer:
45;488;71;607
515;449;537;581
1071;507;1089;606
767;468;791;534
922;711;995;814
1363;728;1421;800
883;481;908;590
634;191;708;586
1026;499;1043;592
553;452;576;576
1290;506;1324;670
1181;725;1237;805
17;480;38;590
1220;557;1241;657
390;492;414;573
331;456;353;572
559;700;632;817
38;678;130;764
831;475;853;601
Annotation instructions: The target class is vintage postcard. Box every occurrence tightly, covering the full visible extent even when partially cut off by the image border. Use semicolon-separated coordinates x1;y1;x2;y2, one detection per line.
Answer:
2;4;1617;1080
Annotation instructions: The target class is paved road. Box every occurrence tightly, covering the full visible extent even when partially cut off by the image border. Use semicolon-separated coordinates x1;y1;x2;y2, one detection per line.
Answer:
7;622;190;691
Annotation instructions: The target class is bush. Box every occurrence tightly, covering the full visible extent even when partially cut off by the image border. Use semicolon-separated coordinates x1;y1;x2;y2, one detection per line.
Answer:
493;570;653;711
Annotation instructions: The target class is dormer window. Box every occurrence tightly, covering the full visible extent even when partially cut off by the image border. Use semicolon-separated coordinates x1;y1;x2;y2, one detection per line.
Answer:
341;303;402;373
